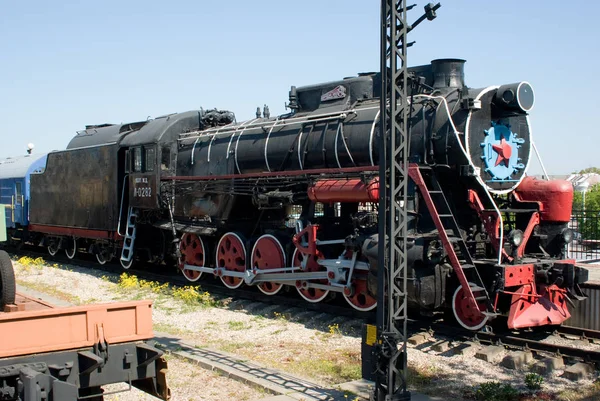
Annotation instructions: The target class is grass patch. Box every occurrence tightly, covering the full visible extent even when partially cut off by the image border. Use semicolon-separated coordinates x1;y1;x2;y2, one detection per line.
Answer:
16;256;47;269
558;380;600;401
219;342;255;354
315;323;344;341
407;365;441;389
16;280;81;304
273;311;291;321
470;381;519;401
100;274;117;283
296;357;361;383
153;322;193;336
228;320;251;331
116;273;221;308
328;323;342;336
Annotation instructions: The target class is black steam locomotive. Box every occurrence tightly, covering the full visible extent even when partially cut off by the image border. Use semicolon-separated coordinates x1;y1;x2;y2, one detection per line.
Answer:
11;58;587;330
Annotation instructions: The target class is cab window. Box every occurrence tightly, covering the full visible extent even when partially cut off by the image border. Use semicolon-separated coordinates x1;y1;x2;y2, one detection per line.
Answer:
145;147;156;172
161;146;171;173
132;147;142;172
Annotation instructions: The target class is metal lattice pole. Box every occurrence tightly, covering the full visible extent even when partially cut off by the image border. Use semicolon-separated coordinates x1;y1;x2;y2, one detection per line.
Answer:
375;0;410;400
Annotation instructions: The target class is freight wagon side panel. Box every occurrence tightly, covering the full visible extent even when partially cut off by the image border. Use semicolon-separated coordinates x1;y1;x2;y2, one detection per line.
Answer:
29;144;119;231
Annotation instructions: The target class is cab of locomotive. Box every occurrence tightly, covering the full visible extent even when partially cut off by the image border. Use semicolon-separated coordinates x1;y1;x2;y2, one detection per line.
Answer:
121;111;202;212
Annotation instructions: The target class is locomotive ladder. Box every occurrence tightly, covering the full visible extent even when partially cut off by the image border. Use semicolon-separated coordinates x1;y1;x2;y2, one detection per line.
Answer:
120;207;138;264
408;164;494;314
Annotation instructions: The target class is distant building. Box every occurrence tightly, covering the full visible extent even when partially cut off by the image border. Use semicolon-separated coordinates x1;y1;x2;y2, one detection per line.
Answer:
566;173;600;190
530;174;600;188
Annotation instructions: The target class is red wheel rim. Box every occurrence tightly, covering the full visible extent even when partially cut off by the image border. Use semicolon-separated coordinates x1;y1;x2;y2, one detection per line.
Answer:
178;233;205;282
217;232;246;289
452;283;489;330
343;272;377;311
252;235;286;295
292;249;329;303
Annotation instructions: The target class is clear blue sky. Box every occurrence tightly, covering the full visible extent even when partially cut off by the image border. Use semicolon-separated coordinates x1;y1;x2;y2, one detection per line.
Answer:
1;1;598;175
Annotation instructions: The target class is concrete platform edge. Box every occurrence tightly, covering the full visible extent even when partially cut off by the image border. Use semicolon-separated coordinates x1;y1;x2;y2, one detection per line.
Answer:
154;333;449;401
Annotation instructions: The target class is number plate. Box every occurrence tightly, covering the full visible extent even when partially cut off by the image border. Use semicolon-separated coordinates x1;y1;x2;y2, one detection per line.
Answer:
129;174;158;209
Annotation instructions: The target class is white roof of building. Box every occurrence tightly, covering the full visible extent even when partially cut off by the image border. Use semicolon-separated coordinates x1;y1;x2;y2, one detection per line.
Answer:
567;173;600;189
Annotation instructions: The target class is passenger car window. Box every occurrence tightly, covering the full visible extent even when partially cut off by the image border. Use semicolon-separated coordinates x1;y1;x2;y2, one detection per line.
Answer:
145;147;155;172
15;182;22;206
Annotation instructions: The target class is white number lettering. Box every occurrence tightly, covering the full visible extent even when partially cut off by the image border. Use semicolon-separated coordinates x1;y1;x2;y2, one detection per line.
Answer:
134;187;152;198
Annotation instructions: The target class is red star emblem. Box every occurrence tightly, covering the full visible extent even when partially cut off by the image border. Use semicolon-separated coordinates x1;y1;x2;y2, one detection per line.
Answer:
492;136;512;167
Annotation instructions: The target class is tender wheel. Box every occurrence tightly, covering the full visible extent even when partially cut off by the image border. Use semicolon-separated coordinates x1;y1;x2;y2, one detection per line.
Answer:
292;249;330;303
216;232;246;289
95;246;112;265
120;255;134;270
252;234;286;296
178;233;205;282
452;282;489;331
0;250;16;309
64;237;77;260
343;272;377;312
47;242;59;256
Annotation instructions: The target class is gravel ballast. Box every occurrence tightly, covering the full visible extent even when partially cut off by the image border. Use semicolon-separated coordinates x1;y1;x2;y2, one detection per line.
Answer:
10;257;600;400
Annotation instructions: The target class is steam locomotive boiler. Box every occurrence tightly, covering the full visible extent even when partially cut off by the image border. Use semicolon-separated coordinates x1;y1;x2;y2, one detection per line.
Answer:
142;58;587;330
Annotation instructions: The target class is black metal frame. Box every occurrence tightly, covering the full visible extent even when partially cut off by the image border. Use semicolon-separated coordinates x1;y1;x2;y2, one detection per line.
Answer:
374;2;440;400
0;342;169;401
375;1;411;399
569;209;600;263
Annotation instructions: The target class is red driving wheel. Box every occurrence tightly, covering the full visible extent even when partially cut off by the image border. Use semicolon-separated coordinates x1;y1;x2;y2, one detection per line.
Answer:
216;232;247;289
178;233;205;282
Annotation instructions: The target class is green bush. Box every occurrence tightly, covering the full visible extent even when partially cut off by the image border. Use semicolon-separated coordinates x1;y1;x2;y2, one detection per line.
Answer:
524;372;544;391
475;381;519;401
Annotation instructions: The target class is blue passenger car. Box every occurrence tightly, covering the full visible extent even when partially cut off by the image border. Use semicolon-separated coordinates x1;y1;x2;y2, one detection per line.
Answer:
0;154;48;233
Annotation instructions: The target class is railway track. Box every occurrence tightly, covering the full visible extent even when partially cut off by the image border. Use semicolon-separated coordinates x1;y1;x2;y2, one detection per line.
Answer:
7;244;600;378
474;329;600;364
404;321;600;380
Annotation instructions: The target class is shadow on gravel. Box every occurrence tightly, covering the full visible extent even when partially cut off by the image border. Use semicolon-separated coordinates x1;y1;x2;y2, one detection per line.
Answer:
222;292;368;339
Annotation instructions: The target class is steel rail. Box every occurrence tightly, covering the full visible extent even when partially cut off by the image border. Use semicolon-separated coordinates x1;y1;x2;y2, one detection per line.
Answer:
555;326;600;342
475;331;600;363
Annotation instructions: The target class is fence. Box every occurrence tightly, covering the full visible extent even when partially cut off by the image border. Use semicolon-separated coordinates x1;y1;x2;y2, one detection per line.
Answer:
285;203;599;262
568;209;600;262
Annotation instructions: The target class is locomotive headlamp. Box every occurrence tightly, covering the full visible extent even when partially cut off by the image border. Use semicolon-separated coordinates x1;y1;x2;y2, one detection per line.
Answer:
495;82;535;112
508;229;524;247
561;228;574;244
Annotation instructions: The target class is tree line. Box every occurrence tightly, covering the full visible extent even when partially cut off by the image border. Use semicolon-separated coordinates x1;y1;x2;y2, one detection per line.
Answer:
572;168;600;211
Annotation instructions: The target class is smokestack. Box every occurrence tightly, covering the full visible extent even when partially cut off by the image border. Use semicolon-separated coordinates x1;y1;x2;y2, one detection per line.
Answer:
431;59;466;89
